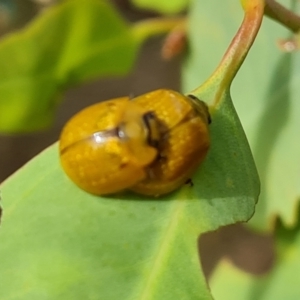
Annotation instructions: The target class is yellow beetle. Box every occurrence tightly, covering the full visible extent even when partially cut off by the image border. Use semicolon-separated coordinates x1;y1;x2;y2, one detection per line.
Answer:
59;89;210;196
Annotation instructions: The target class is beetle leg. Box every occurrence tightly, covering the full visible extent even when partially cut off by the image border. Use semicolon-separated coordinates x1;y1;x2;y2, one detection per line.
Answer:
185;178;194;187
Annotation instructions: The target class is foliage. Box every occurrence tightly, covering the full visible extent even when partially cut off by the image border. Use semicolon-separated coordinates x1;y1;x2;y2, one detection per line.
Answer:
211;207;300;299
0;0;299;299
0;0;137;132
131;0;188;14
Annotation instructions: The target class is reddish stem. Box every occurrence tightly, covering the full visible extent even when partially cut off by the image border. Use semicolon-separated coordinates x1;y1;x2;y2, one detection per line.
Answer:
191;0;264;107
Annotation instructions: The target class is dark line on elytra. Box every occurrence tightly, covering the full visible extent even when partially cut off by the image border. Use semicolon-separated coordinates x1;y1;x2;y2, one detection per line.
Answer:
60;128;119;155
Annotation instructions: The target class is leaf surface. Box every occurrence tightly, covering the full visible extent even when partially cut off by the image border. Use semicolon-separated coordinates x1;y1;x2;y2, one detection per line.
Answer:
0;95;259;299
183;0;300;230
0;1;260;298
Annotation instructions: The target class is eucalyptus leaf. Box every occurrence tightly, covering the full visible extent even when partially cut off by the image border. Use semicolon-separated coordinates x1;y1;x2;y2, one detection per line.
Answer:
0;0;138;133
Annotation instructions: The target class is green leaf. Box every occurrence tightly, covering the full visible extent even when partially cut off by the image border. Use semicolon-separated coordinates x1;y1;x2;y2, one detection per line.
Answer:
0;93;259;299
210;260;270;300
0;0;138;133
0;1;260;298
249;50;300;230
131;0;188;14
183;0;300;230
210;210;300;300
234;2;300;230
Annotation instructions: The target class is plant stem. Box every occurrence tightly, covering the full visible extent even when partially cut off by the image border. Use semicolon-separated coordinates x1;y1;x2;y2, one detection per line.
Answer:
190;0;264;107
265;0;300;33
131;0;300;47
132;18;186;44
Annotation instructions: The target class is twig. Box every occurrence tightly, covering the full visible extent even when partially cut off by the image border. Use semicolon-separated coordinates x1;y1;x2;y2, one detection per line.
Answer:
264;0;300;33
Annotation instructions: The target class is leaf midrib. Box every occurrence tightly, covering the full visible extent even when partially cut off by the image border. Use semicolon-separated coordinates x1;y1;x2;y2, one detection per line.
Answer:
138;199;186;300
